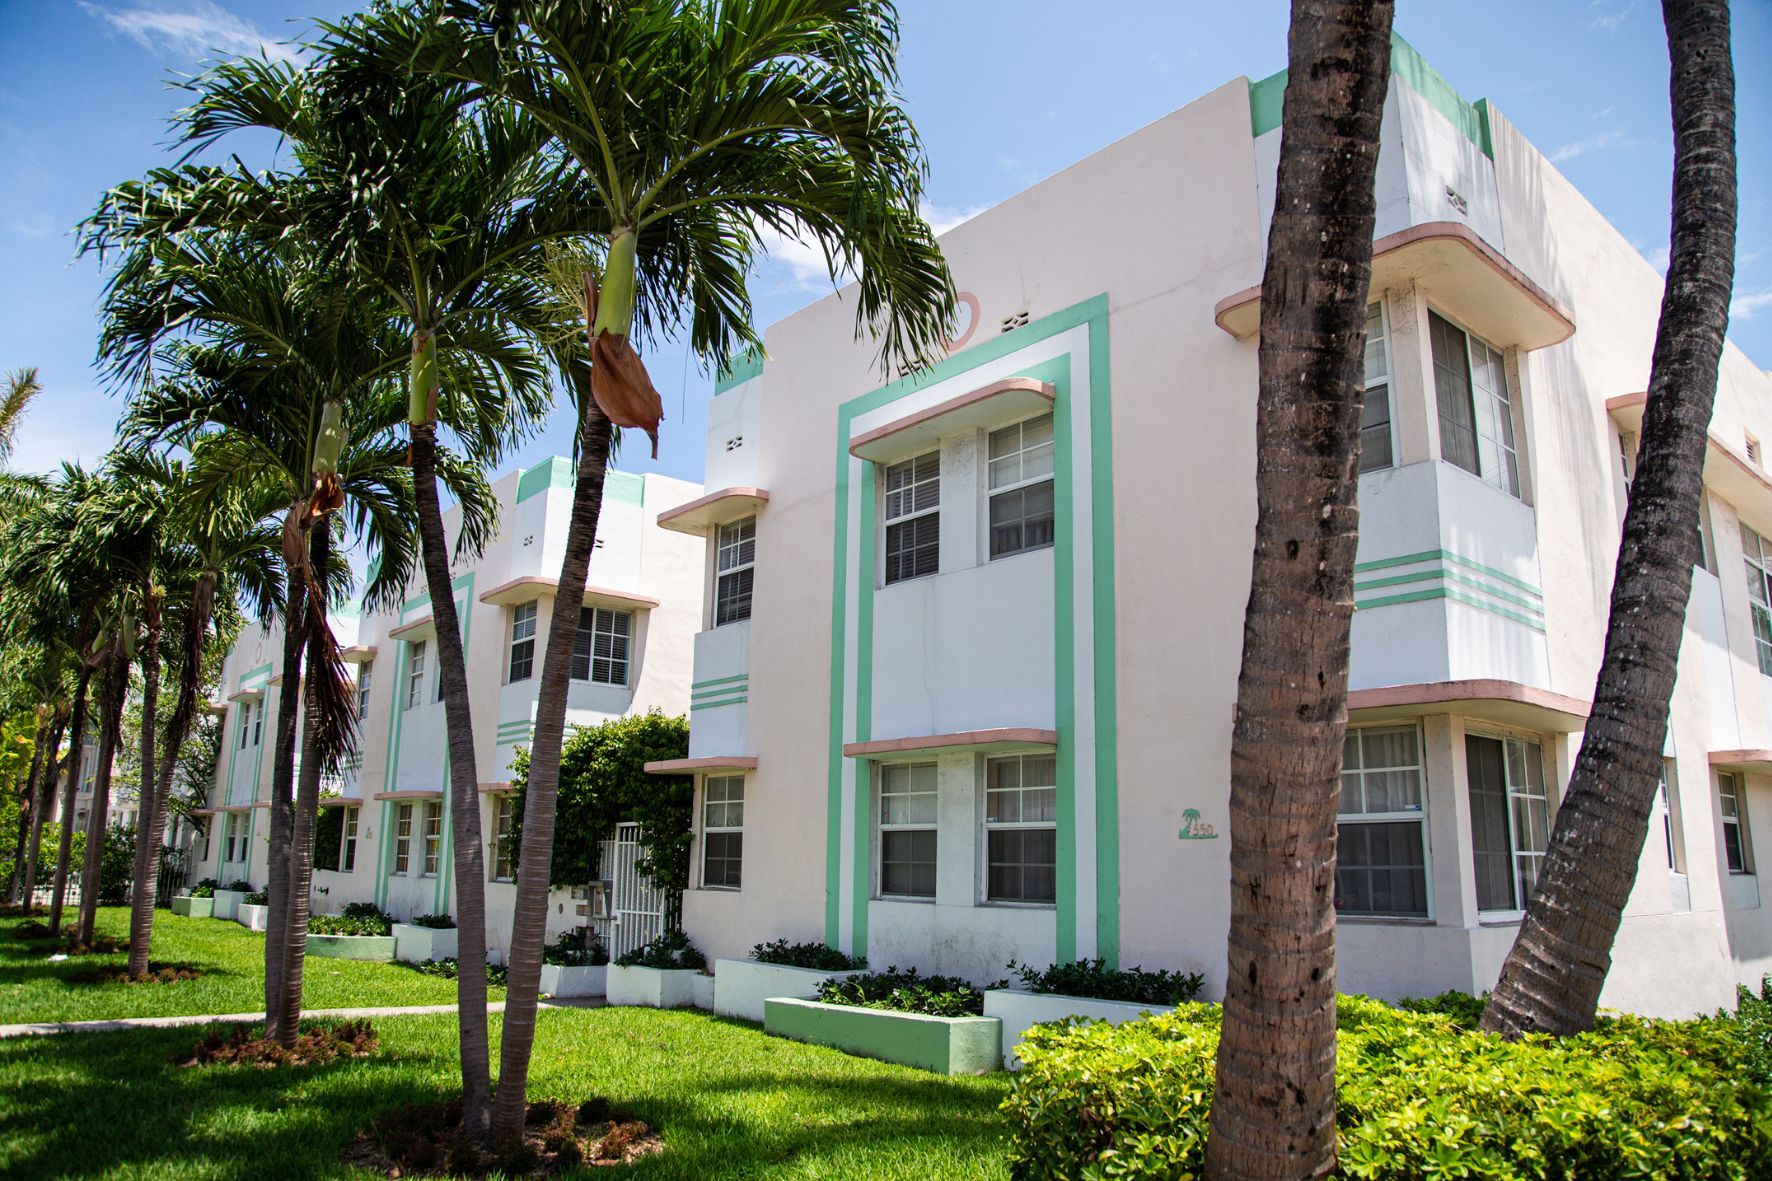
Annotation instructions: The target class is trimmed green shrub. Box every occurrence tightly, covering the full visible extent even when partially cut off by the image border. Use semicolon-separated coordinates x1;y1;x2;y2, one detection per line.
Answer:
544;930;609;967
224;879;253;893
242;890;268;906
750;938;865;971
614;928;705;971
1004;995;1772;1180
408;913;456;930
406;957;507;986
1005;958;1203;1006
98;824;135;904
1394;988;1489;1027
188;879;217;899
308;909;392;937
815;968;987;1018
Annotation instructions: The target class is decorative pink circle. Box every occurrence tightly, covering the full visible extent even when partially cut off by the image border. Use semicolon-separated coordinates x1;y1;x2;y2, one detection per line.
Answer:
946;291;981;352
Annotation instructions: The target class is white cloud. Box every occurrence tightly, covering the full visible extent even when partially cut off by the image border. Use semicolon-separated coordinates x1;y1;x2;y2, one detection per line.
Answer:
751;201;992;293
1732;289;1772;322
1551;128;1631;163
1588;1;1637;33
79;0;302;64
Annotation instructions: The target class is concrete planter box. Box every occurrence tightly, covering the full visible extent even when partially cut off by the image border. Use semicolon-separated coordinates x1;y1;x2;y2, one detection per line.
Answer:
393;923;458;964
211;889;247;922
236;903;269;932
539;964;607;998
170;895;213;919
984;988;1177;1069
305;933;396;961
764;997;1002;1075
712;959;869;1023
605;964;702;1009
692;972;715;1011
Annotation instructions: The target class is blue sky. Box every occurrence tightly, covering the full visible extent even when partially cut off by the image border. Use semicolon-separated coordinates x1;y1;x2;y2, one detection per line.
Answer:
1;0;1767;497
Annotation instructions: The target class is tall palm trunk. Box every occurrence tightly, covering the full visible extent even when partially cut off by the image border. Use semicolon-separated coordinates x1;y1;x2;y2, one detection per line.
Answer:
1481;0;1736;1039
277;523;332;1046
125;587;165;977
22;702;71;914
7;714;49;903
1203;4;1393;1177
48;668;91;934
78;646;131;945
412;411;493;1142
492;384;615;1142
264;504;311;1040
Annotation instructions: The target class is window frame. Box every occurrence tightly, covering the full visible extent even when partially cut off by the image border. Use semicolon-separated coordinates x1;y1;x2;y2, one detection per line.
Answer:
876;761;938;901
980;753;1058;906
881;449;942;584
491;794;515;882
340;805;359;873
508;600;538;683
1719;771;1753;876
986;413;1057;560
238;702;251;751
1336;723;1432;921
1360;300;1398;474
1429;309;1522;499
421;802;442;877
405;641;428;710
1742;525;1772;677
1466;730;1553;917
572;606;633;686
700;775;744;891
393;802;414;875
357;661;373;721
714;516;756;627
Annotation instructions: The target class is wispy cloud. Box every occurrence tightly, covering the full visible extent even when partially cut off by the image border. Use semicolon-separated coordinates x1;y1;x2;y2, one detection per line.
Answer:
1588;1;1637;33
79;0;302;64
752;201;992;293
1551;128;1632;163
1732;289;1772;322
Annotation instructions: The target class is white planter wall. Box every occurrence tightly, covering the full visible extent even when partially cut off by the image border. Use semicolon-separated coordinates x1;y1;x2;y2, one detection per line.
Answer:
691;972;715;1010
236;903;268;932
605;964;701;1009
212;889;246;922
983;988;1176;1069
392;923;459;964
539;964;607;998
712;959;868;1024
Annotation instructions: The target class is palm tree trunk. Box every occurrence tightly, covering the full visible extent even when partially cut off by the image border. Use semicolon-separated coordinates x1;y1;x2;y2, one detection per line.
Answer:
1203;3;1393;1177
22;703;70;914
78;646;131;946
48;668;91;934
411;417;493;1142
264;505;311;1040
126;588;164;976
492;385;615;1142
7;715;49;903
1480;0;1736;1039
277;523;332;1046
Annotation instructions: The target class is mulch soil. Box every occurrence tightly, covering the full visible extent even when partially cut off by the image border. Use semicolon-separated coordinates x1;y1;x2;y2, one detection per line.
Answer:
344;1097;663;1177
177;1019;378;1068
71;963;203;986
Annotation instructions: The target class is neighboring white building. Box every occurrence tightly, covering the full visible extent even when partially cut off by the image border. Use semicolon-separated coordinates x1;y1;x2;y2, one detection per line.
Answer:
651;35;1772;1018
194;458;706;959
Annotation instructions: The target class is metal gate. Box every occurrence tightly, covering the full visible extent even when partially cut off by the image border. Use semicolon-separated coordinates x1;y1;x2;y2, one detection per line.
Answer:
604;822;667;961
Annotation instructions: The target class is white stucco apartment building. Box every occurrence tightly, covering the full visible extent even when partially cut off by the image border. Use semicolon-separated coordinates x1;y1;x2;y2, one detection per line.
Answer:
195;458;706;959
653;35;1772;1018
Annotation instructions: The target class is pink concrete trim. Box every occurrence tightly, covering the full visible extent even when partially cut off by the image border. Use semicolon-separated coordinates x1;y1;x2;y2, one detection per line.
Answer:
388;616;434;641
843;728;1060;759
478;781;515;795
317;797;364;808
584;584;661;610
372;789;443;801
225;687;263;703
1214;221;1576;347
1711;750;1772;772
848;378;1056;459
655;486;772;535
340;645;377;663
1608;391;1772;502
477;575;660;610
644;756;759;775
1347;680;1589;724
201;701;229;716
478;575;557;604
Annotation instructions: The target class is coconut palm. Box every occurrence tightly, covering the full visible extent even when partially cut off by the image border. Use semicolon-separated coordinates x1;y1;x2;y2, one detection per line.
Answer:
0;368;47;528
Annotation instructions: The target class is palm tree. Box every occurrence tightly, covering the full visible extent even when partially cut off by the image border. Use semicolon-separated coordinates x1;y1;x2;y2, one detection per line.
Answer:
364;0;958;1137
1479;0;1737;1040
0;368;47;528
1202;3;1393;1178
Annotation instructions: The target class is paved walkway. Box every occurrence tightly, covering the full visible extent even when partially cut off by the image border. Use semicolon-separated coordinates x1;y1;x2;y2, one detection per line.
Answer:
0;996;604;1039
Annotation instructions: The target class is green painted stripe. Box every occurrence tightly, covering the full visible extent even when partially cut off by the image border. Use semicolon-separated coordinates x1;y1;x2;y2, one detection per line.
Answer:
1353;566;1545;617
851;463;878;955
1087;312;1120;968
1356;586;1547;633
692;674;750;690
1354;548;1541;598
715;346;764;394
604;470;645;507
691;684;749;701
825;429;850;946
689;696;747;711
1047;348;1079;966
516;455;575;504
238;662;274;687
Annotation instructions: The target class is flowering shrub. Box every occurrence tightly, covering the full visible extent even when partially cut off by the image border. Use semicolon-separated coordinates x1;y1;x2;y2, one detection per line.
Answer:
188;880;217;899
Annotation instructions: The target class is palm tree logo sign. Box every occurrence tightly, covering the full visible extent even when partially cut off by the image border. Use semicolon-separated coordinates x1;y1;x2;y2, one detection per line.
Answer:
1178;808;1219;840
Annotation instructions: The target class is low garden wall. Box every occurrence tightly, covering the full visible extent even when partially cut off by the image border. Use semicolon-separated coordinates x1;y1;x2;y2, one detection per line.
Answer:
392;923;458;964
305;934;396;961
763;997;1002;1075
984;988;1177;1069
171;895;213;919
605;964;701;1009
236;903;269;933
539;964;607;998
712;959;869;1024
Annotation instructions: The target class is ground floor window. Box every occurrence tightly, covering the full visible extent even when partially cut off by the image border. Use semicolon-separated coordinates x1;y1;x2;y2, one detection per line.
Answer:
701;776;744;890
422;803;443;877
394;803;414;874
491;794;516;882
983;754;1056;903
1720;772;1752;874
1467;733;1551;913
224;811;249;865
341;806;358;873
878;761;937;899
1336;725;1428;918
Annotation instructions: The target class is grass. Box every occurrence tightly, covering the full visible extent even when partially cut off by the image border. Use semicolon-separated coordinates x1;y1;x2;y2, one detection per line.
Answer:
0;1006;1013;1179
0;907;500;1024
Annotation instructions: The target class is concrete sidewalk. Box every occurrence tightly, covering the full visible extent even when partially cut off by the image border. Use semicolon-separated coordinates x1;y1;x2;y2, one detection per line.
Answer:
0;996;603;1039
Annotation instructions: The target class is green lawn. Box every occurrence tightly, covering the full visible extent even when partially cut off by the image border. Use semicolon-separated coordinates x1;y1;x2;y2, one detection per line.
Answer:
0;1007;1013;1180
0;907;498;1024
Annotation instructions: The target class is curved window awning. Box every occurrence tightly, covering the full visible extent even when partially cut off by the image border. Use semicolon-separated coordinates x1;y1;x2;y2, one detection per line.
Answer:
644;756;758;776
1608;392;1772;521
1347;679;1588;733
318;796;366;808
372;789;443;802
1712;750;1772;775
477;575;660;612
341;645;377;664
849;378;1057;465
843;727;1059;760
656;487;772;536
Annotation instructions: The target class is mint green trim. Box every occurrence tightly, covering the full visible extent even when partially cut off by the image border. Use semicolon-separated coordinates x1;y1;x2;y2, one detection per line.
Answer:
516;456;575;504
1248;68;1286;138
691;684;749;701
375;641;409;907
851;472;877;954
374;801;392;911
715;346;764;394
1354;548;1541;597
763;997;1002;1075
604;470;645;507
1356;586;1547;633
222;709;243;807
1085;312;1120;966
238;662;274;687
689;696;747;711
401;571;473;615
692;674;750;690
1353;566;1544;617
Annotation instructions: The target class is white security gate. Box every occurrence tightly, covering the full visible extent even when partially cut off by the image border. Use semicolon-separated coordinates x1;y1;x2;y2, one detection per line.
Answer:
604;823;665;961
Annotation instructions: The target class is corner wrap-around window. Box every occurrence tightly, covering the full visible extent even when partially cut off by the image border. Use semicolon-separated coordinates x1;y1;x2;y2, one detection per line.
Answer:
1467;733;1550;912
1361;302;1394;473
702;776;744;889
1720;772;1752;875
394;803;414;874
492;794;515;882
405;641;427;710
883;451;941;583
1430;311;1520;497
573;607;631;685
1336;725;1428;918
1742;525;1772;676
421;803;442;876
715;517;755;626
508;601;537;682
988;413;1056;558
878;762;937;898
984;754;1056;903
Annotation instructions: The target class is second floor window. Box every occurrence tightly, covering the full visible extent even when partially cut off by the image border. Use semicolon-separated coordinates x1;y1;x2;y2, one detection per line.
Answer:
1361;302;1394;473
1720;772;1752;874
357;662;373;720
715;517;756;626
1743;525;1772;676
405;641;427;710
988;414;1056;559
509;601;538;682
1430;311;1520;498
883;451;941;584
573;607;632;685
238;702;252;750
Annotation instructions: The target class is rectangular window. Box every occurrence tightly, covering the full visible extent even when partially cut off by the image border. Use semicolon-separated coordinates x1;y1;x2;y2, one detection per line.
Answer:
715;516;756;626
1467;733;1551;912
1430;311;1520;497
357;662;373;721
508;601;537;682
878;762;938;898
701;776;744;890
422;803;442;876
1336;725;1429;918
572;607;632;685
341;806;358;873
405;641;427;710
1655;762;1683;872
1361;302;1394;473
883;451;941;583
492;795;515;882
988;414;1056;558
224;812;247;863
238;703;251;750
393;803;414;874
1720;772;1752;875
1743;526;1772;676
984;754;1057;903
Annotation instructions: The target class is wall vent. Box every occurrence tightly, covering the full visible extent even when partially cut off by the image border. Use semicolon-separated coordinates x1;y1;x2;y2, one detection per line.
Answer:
725;435;744;452
1000;310;1030;333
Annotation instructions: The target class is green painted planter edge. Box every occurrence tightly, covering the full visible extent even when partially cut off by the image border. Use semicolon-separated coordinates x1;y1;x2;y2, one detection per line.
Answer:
763;997;1002;1075
305;933;397;961
171;895;214;919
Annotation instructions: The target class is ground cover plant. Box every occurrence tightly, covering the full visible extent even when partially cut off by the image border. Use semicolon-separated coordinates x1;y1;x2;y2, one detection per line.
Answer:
0;1006;1012;1179
543;929;608;967
615;929;706;971
751;938;866;971
405;958;509;987
178;1018;379;1069
407;913;456;929
0;907;493;1023
187;879;216;898
1003;994;1772;1179
816;968;988;1018
308;903;393;937
1004;958;1204;1005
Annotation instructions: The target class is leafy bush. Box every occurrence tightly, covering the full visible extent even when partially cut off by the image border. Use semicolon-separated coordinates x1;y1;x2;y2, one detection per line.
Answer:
1005;958;1203;1006
342;902;385;920
313;804;345;871
815;968;986;1018
544;929;609;967
308;909;392;937
750;938;865;971
97;824;135;904
407;913;456;930
1730;976;1772;1086
223;879;253;893
614;928;705;971
242;890;268;906
1004;995;1772;1180
406;957;508;986
188;879;217;899
1394;989;1488;1028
